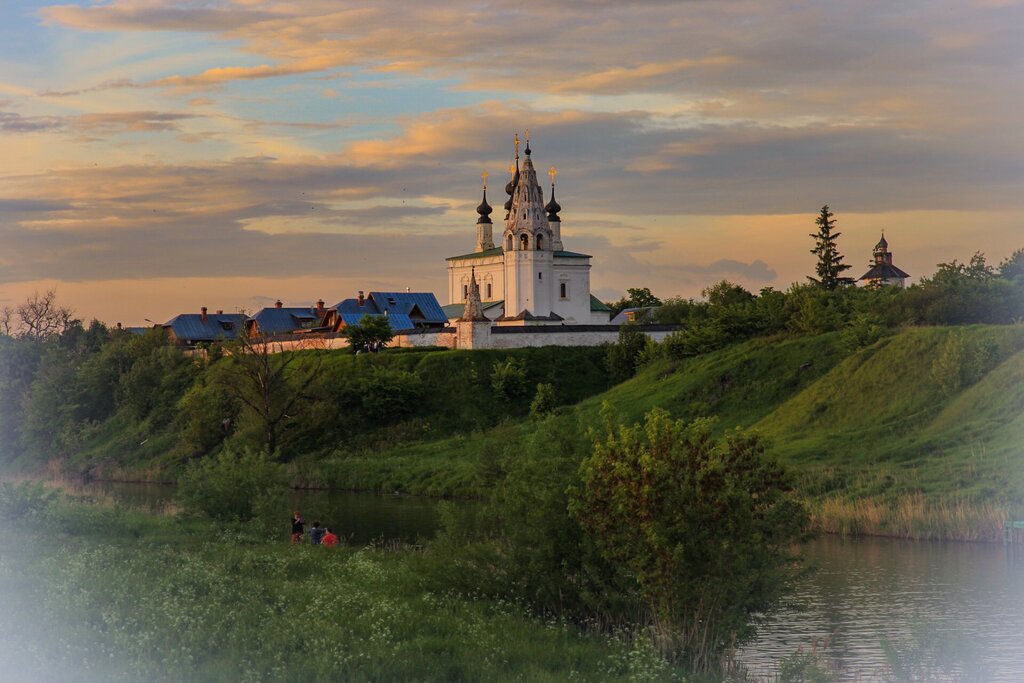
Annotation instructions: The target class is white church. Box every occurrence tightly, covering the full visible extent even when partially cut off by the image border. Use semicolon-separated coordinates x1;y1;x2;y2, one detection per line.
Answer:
444;134;613;326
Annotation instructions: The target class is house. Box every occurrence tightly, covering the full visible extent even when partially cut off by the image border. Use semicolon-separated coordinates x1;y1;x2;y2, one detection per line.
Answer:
322;291;448;333
445;134;612;325
162;307;247;345
247;299;328;337
610;306;659;325
858;233;910;288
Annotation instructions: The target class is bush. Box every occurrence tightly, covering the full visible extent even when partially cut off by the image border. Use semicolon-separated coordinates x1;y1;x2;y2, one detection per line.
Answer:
177;447;288;524
0;481;59;521
571;405;809;671
606;323;650;382
360;367;424;419
529;382;557;417
490;357;527;400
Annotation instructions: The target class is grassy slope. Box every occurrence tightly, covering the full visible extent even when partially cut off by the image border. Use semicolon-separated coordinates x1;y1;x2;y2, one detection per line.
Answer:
756;326;1024;504
332;327;1024;524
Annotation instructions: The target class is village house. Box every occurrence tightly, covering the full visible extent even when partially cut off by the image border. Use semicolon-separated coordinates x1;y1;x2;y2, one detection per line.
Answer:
162;307;247;346
320;291;448;333
247;299;328;337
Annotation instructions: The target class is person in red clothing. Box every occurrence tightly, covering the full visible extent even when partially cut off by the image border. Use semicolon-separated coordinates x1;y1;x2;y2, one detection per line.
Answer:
321;527;338;547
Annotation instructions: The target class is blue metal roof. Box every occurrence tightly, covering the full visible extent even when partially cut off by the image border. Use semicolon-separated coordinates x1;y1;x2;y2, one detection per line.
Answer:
337;311;415;332
251;307;321;334
331;292;446;329
610;307;659;325
163;313;247;342
369;292;447;324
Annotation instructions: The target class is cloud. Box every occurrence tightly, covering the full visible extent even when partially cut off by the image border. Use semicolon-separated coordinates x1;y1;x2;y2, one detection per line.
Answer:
40;4;283;33
1;109;194;137
0;111;63;133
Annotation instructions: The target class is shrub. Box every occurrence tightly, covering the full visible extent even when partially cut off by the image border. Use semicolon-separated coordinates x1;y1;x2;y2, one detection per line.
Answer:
606;323;650;382
571;405;809;671
0;481;59;521
177;446;288;524
529;382;557;417
490;357;527;400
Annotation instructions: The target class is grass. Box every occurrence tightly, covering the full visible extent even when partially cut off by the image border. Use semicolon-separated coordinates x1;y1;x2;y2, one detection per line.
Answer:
0;489;679;683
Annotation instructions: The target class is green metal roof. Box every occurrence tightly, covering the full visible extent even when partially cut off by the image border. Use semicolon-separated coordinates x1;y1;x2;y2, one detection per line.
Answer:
446;247;592;261
446;247;503;262
441;300;504;318
590;294;612;312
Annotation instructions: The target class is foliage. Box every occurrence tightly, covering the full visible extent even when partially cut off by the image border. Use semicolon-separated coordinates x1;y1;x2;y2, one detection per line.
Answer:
358;366;425;419
0;480;60;521
930;329;998;396
0;497;679;683
218;329;322;455
529;382;557;417
572;406;809;670
839;312;887;352
0;289;76;341
177;446;288;523
490;356;528;400
608;286;663;316
807;205;854;290
606;323;651;382
342;314;394;353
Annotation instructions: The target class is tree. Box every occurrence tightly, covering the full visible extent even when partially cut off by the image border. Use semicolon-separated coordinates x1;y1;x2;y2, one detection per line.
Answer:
571;406;808;670
342;315;394;353
529;382;557;417
808;205;854;290
219;327;321;455
10;290;75;341
605;323;650;382
609;287;663;316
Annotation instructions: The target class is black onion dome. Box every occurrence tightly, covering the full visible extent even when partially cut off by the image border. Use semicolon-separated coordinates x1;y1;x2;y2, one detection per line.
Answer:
876;233;888;249
476;189;493;224
545;186;561;221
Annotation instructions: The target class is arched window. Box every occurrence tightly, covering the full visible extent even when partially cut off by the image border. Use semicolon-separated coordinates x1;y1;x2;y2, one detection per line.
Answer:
536;233;544;250
520;233;529;250
506;234;513;251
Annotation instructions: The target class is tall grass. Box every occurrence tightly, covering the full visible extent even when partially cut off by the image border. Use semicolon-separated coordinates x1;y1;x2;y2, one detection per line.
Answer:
810;492;1011;542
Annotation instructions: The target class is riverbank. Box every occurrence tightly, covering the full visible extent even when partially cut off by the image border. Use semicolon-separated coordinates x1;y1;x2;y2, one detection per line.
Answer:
0;483;680;683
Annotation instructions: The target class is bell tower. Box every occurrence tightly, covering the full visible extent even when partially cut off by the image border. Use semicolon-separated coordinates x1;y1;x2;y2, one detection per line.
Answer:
502;131;554;317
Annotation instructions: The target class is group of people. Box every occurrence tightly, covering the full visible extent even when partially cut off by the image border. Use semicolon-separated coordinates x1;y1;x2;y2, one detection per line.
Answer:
290;511;339;546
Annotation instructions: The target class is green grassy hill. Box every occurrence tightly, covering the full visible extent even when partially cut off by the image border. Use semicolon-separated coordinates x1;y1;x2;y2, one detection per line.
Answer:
330;325;1023;538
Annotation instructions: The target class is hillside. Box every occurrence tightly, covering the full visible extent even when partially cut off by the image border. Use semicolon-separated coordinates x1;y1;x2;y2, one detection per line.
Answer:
328;326;1024;538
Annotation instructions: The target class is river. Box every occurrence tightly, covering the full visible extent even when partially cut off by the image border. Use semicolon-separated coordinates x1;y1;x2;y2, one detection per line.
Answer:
88;482;1024;680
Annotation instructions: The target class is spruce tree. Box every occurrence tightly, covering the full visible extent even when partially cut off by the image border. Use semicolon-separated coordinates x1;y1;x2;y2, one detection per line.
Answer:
808;205;854;289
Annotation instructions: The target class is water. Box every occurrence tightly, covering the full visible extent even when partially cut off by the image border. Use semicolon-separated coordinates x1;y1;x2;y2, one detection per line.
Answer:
90;483;1024;679
85;481;442;545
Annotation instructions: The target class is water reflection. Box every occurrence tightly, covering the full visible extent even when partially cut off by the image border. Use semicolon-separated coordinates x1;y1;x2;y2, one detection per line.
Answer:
738;535;1024;681
84;481;442;545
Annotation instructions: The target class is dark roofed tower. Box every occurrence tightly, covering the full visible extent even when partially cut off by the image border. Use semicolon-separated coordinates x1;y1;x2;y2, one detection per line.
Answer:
858;232;910;288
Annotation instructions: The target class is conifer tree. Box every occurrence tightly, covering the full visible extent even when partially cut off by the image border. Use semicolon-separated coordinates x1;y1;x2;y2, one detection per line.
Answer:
808;205;854;290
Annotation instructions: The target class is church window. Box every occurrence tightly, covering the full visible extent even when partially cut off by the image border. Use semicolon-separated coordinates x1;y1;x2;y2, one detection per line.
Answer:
463;284;468;300
520;233;529;250
560;282;568;299
506;234;513;251
486;283;492;299
536;233;544;250
538;272;542;280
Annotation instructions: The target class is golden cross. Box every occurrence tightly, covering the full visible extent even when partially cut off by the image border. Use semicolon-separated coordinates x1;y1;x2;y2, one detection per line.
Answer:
549;166;557;184
481;170;488;189
514;132;519;159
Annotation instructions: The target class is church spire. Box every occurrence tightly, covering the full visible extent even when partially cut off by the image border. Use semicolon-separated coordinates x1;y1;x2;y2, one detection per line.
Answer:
504;132;551;250
459;267;488;321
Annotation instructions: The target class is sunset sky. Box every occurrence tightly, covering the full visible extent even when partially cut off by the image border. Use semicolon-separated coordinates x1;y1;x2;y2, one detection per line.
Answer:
1;0;1022;326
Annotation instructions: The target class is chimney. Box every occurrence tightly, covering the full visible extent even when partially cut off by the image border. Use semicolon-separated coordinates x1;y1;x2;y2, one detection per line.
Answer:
316;299;325;315
215;309;223;314
357;291;365;306
200;306;208;323
275;299;283;309
116;322;123;330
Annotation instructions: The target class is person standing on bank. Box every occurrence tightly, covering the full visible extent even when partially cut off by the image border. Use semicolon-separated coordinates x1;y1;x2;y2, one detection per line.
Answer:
291;511;305;544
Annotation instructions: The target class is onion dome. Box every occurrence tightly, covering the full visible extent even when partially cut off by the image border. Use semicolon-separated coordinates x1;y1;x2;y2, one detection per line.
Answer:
875;232;888;250
476;188;493;224
545;185;561;222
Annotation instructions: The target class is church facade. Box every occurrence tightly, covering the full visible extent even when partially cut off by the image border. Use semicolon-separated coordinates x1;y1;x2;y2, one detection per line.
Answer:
445;135;611;325
858;233;910;288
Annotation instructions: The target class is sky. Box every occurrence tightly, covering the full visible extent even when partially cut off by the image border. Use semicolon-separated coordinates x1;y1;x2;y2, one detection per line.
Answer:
1;0;1022;326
